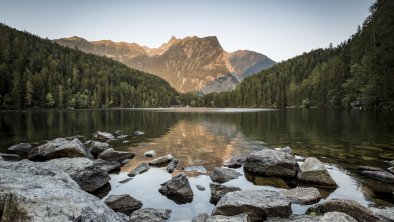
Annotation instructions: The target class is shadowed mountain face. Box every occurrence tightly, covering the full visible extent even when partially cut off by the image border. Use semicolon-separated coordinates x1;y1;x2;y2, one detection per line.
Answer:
54;36;275;93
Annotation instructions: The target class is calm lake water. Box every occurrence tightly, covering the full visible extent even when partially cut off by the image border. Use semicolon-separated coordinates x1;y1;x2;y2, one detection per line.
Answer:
1;108;394;221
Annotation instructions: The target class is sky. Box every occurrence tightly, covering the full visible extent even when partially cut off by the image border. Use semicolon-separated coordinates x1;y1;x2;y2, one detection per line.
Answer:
0;0;374;61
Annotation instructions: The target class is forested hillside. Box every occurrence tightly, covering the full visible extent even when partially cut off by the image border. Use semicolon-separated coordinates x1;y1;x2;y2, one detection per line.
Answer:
200;0;394;109
0;24;180;109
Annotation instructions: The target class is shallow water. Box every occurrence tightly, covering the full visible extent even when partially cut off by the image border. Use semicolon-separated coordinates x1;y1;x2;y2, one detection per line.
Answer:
1;108;393;221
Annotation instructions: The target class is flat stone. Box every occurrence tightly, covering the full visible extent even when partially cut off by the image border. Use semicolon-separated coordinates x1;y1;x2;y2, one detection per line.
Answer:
97;148;134;163
8;143;32;155
356;165;382;171
159;173;193;204
184;165;207;173
95;131;115;140
212;190;292;222
297;157;337;188
361;170;394;183
104;194;143;215
48;157;110;192
210;182;241;204
128;163;150;177
370;207;394;222
93;159;121;173
244;149;298;177
0;160;126;222
144;150;157;158
320;212;357;222
282;187;322;204
0;153;19;161
223;155;247;168
90;141;110;157
196;185;206;191
306;199;382;222
129;208;171;222
28;138;92;161
149;154;174;165
210;167;241;183
166;159;179;173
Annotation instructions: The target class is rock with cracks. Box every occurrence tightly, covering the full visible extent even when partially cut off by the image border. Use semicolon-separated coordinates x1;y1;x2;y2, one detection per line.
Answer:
159;173;194;204
212;189;292;222
297;157;337;188
93;159;121;173
0;160;126;222
104;194;143;215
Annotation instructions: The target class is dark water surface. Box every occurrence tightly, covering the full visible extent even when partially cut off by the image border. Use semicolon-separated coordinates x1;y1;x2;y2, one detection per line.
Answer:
1;108;394;221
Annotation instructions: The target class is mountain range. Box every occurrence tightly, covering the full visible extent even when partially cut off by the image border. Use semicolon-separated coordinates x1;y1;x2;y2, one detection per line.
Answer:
54;36;276;93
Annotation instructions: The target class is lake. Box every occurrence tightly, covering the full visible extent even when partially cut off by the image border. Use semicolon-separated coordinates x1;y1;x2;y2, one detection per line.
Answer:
1;108;393;221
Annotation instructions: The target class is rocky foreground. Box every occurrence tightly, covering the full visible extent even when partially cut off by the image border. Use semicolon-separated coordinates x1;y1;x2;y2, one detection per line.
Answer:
1;133;393;222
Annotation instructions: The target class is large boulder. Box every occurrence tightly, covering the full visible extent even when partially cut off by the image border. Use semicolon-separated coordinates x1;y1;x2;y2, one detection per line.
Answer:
149;154;174;165
297;157;337;188
210;167;241;183
159;173;194;204
210;182;241;204
282;187;322;204
361;170;394;183
128;163;150;177
244;149;298;177
28;138;92;160
212;190;292;222
129;208;172;222
306;199;382;222
90;141;110;157
0;160;126;222
104;194;143;215
97;148;134;163
8;143;32;155
93;159;121;173
48;157;110;192
0;153;19;161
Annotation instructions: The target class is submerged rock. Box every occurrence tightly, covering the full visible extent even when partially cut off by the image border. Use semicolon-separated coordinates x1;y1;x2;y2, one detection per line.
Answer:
0;160;126;222
166;159;179;173
129;208;171;222
8;143;32;155
104;194;143;215
144;150;157;158
210;182;241;204
97;148;134;163
282;187;322;204
297;157;337;188
212;190;292;222
223;155;247;168
159;173;194;203
90;141;110;157
196;185;206;191
128;163;150;177
93;159;121;173
361;170;394;183
149;154;174;165
48;157;110;192
0;152;19;161
244;149;298;178
210;167;242;183
306;199;382;222
28;138;92;160
95;131;115;140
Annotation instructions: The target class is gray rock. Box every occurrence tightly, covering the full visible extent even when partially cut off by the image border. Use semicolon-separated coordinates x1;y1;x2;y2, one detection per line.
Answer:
306;199;382;222
388;167;394;174
117;134;128;140
121;158;130;165
223;155;247;168
122;140;130;144
320;212;357;222
28;138;92;161
0;156;4;161
361;170;394;183
196;185;206;191
132;130;145;136
212;190;292;222
266;215;320;222
144;150;157;158
356;165;382;171
0;152;19;161
210;182;241;204
192;213;209;222
282;187;322;204
184;165;207;173
389;160;394;167
210;167;241;183
97;148;135;163
244;149;298;178
90;141;110;157
276;146;293;155
370;207;394;222
297;157;337;188
128;163;150;177
207;213;250;222
8;143;32;155
0;160;126;222
166;159;179;173
95;131;115;140
159;173;194;203
149;154;174;165
48;157;110;192
119;178;133;184
104;194;143;215
129;208;171;222
93;159;121;173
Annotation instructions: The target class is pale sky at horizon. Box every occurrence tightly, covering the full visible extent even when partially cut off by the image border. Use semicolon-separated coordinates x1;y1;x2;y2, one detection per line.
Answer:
0;0;374;61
